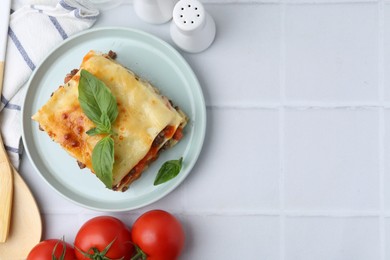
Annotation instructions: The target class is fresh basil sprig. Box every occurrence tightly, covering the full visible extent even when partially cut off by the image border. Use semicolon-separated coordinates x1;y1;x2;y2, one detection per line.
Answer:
78;69;118;136
78;69;118;188
154;157;183;186
91;136;115;188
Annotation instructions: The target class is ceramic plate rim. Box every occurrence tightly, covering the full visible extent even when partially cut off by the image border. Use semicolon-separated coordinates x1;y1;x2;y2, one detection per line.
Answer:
21;27;206;212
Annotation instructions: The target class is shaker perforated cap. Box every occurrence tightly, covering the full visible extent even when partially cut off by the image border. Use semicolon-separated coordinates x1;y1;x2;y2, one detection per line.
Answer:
173;0;206;32
170;0;216;53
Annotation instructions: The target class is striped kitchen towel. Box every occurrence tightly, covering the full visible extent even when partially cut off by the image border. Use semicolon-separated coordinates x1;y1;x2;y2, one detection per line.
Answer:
1;0;99;168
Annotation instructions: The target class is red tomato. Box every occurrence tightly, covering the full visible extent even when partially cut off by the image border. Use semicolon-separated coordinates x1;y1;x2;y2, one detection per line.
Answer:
131;210;185;260
27;239;76;260
74;216;134;259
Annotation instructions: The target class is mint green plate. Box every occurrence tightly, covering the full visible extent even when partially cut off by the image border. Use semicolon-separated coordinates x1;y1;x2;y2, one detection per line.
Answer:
22;27;206;211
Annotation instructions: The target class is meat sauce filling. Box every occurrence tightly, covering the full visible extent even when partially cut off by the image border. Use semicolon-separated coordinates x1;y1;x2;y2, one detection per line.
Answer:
113;125;184;191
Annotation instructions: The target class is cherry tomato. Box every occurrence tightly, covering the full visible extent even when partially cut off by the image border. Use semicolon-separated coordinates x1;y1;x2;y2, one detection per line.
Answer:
131;210;185;260
74;216;134;260
27;239;76;260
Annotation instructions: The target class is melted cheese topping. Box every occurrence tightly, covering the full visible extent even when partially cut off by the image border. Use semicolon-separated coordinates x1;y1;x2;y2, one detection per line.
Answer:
32;51;187;188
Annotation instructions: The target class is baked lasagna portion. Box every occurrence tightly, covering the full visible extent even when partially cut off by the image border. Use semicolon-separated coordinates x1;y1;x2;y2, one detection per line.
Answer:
32;50;188;192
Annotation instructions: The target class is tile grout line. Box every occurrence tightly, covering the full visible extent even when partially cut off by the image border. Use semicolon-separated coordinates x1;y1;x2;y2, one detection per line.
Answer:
278;105;286;260
281;0;381;4
41;209;390;216
201;1;380;4
207;102;390;109
380;107;386;260
378;0;386;259
279;2;287;260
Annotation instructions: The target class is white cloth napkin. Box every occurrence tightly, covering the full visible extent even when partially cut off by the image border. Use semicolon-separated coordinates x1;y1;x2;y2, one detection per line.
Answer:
0;0;99;169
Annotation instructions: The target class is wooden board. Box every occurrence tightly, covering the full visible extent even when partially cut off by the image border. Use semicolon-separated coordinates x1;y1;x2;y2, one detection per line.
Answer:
0;168;42;259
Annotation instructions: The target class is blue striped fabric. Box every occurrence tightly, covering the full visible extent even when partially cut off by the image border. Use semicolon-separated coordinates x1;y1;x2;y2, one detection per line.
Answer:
1;95;8;105
59;0;75;11
2;0;99;168
8;27;36;71
5;145;20;154
1;95;21;111
60;1;99;20
5;103;21;111
74;10;99;20
8;1;95;74
30;5;68;39
30;5;43;14
48;16;68;40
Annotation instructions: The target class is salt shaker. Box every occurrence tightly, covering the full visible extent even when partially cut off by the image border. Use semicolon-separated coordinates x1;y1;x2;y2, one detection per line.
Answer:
170;0;216;53
134;0;178;24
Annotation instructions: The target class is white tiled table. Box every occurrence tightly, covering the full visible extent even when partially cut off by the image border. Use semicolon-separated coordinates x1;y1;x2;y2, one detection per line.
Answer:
18;1;390;259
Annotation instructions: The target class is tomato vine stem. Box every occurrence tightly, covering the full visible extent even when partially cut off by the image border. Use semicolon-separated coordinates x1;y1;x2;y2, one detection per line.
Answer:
130;245;147;260
75;238;124;260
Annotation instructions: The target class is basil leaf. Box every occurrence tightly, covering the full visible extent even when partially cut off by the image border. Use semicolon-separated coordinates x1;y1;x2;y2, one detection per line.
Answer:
78;70;119;189
86;118;113;136
86;127;107;136
100;113;112;130
154;157;183;186
92;136;115;188
86;127;100;136
78;70;118;127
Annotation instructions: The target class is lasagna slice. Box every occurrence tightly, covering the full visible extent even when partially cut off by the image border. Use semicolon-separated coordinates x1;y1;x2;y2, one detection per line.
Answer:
32;50;188;192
